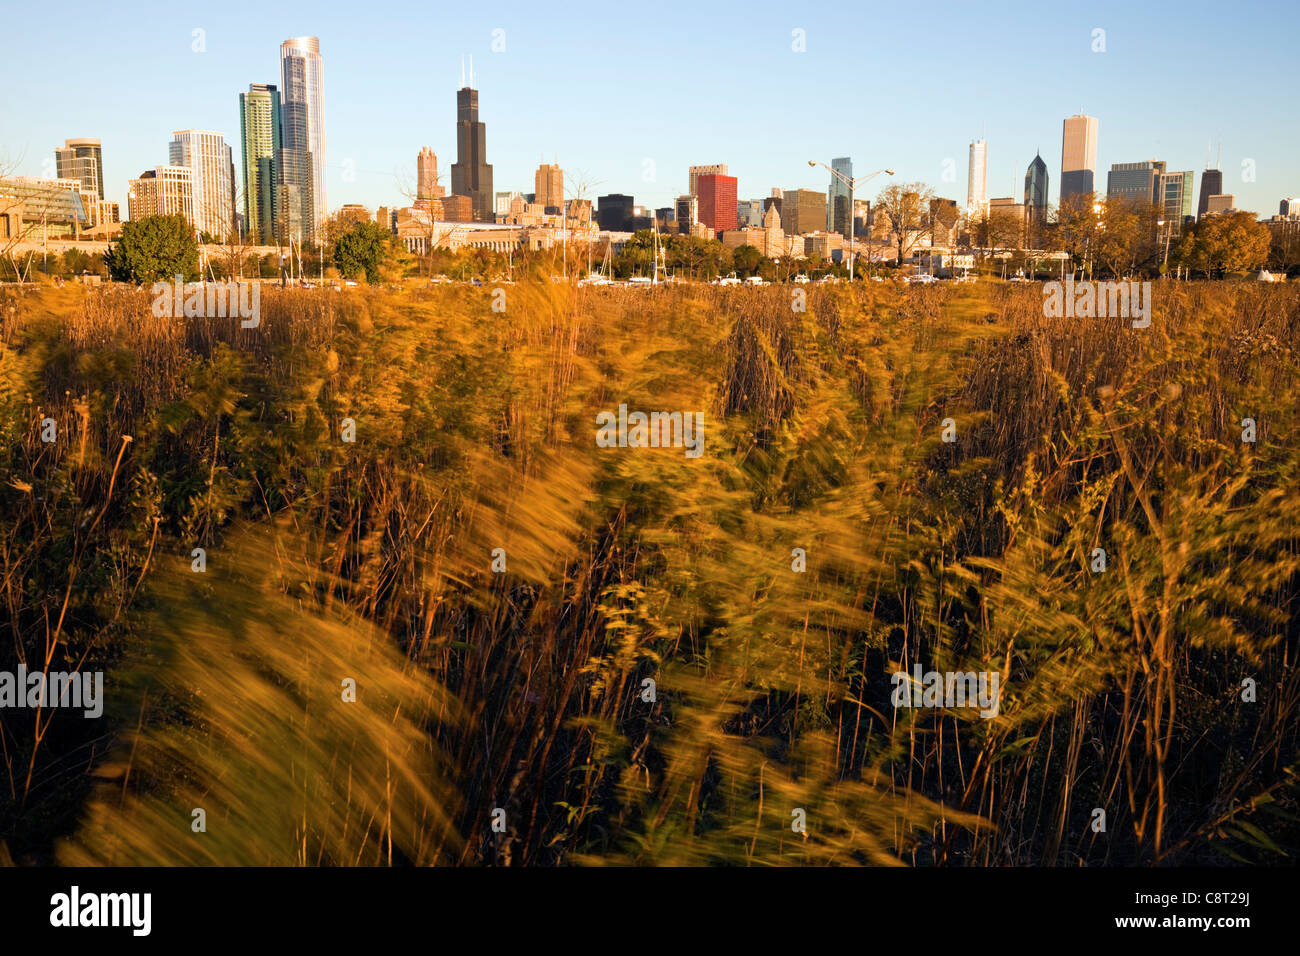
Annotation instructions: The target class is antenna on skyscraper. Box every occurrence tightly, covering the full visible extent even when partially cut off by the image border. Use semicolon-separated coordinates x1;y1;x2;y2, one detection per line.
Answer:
1216;138;1222;170
460;56;465;88
469;55;474;87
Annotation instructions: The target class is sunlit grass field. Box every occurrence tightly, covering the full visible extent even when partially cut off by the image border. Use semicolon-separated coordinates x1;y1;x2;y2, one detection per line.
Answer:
2;278;1298;866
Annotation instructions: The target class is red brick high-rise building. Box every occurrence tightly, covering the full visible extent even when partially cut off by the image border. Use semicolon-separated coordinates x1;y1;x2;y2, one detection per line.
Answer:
696;174;738;236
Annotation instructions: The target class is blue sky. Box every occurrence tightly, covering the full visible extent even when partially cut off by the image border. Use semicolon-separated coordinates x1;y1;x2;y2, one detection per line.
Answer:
3;0;1297;216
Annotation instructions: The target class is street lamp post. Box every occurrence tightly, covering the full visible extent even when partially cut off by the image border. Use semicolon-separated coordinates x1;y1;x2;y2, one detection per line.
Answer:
1157;218;1172;272
808;161;894;281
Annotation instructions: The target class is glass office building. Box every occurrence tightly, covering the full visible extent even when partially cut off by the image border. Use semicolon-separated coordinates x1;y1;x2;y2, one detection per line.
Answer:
239;83;281;243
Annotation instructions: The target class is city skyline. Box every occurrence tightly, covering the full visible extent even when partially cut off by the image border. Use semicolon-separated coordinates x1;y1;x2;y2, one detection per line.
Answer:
3;0;1297;220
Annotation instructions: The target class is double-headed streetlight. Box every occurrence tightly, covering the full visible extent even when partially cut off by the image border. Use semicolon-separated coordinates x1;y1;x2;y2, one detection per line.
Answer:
808;161;894;280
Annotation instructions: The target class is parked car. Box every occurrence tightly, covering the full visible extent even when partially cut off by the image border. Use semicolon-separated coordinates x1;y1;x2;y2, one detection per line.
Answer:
744;276;764;285
793;274;810;284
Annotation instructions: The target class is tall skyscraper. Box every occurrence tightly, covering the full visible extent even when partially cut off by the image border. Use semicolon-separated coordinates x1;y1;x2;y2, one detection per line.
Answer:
966;140;987;218
675;195;698;233
1107;160;1165;204
274;145;314;243
1156;169;1195;235
596;194;634;231
1060;114;1099;205
852;198;870;239
239;84;281;243
280;37;326;227
534;163;563;212
451;71;494;221
1197;167;1223;220
1024;152;1049;221
696;173;738;235
169;130;234;239
55;139;104;200
737;199;763;227
781;189;827;236
688;164;728;197
828;157;852;235
418;147;445;200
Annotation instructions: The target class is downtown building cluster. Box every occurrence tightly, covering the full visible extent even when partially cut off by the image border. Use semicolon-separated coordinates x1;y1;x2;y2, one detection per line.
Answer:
0;38;326;248
7;50;1300;268
151;35;328;245
964;113;1288;243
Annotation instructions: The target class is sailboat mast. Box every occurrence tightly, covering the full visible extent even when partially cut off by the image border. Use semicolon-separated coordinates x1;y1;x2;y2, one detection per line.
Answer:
652;218;660;284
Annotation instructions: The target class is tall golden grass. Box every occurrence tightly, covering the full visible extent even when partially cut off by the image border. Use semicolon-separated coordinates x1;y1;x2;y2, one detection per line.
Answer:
1;277;1297;865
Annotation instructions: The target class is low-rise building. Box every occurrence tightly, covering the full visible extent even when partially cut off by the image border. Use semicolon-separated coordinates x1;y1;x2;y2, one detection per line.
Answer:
0;176;91;240
339;204;371;225
803;230;843;260
923;252;975;277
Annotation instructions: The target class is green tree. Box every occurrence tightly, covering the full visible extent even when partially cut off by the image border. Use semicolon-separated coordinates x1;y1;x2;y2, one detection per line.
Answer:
1177;211;1273;278
61;247;92;277
333;221;397;283
104;214;199;284
732;244;762;276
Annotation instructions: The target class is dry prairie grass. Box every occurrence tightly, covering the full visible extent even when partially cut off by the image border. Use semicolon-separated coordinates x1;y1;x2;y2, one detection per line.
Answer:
1;278;1297;865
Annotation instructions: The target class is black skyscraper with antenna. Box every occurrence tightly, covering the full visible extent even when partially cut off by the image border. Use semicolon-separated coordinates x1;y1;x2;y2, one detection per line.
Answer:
451;56;494;222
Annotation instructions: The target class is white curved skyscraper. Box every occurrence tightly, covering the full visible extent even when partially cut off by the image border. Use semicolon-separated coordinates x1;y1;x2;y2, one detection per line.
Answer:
279;36;326;228
967;139;987;219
